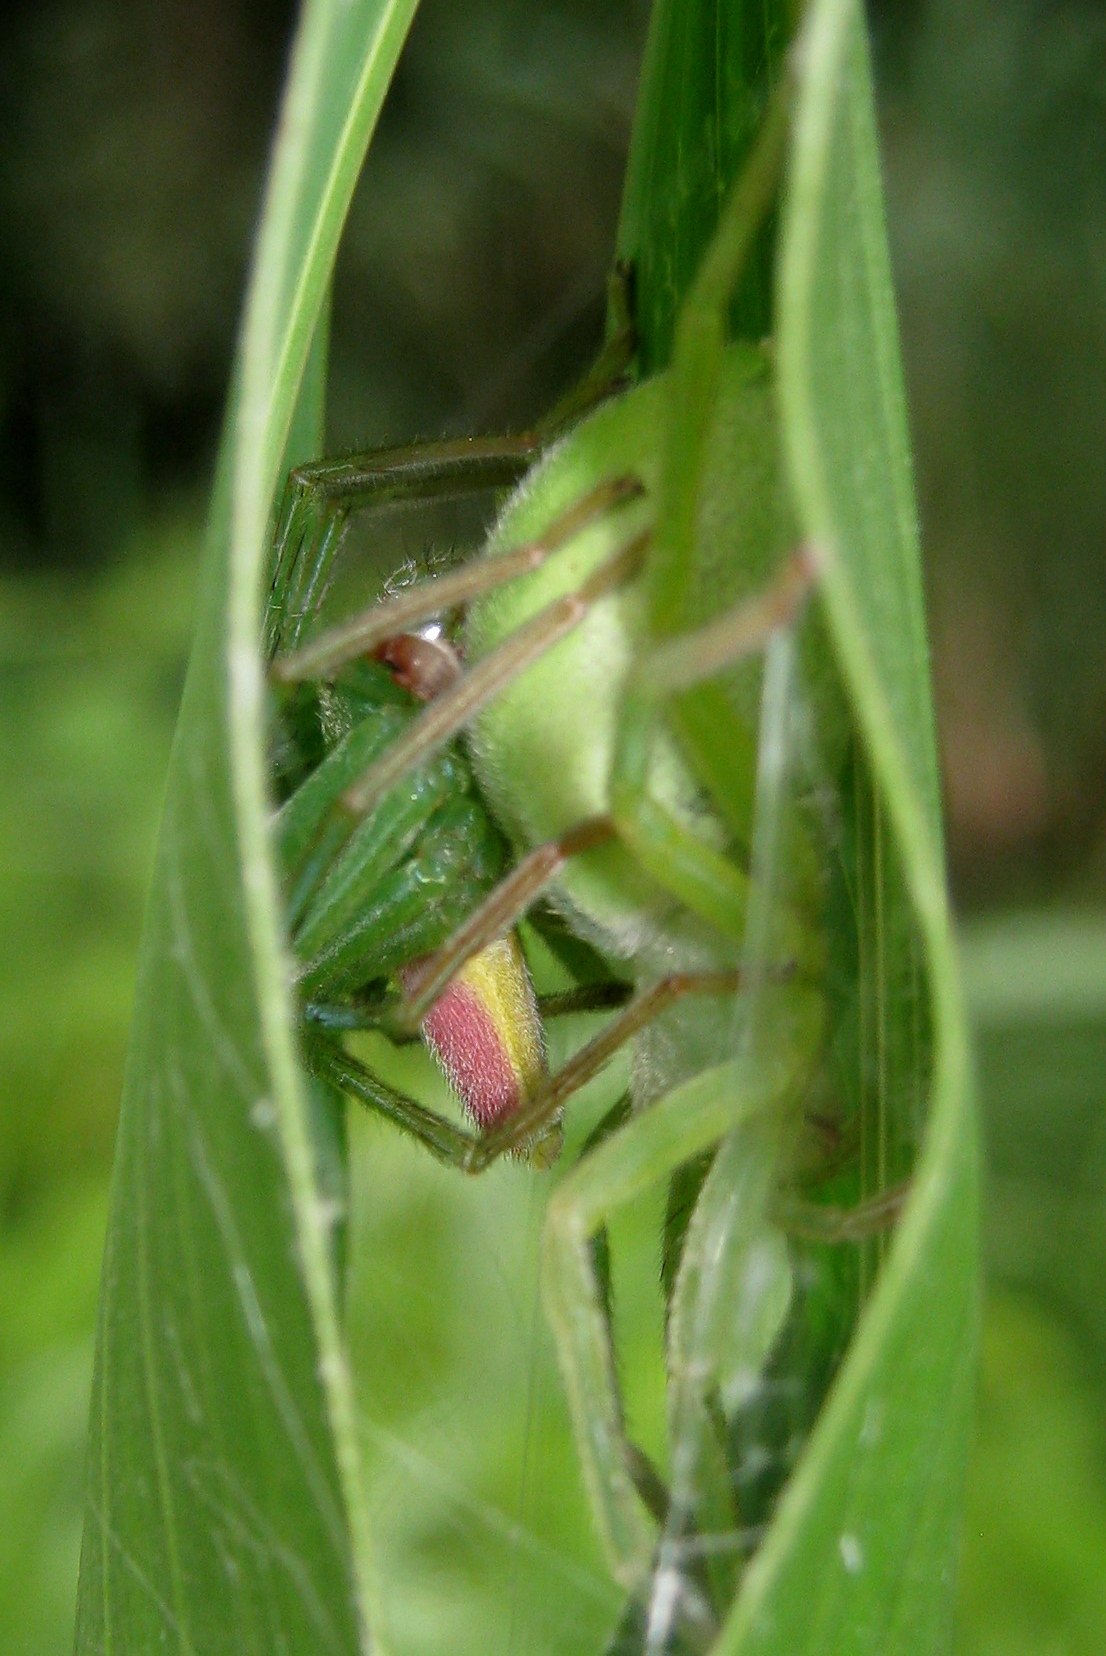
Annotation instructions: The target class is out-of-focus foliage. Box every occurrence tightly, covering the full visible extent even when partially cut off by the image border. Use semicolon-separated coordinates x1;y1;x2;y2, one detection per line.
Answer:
958;1297;1106;1656
0;537;194;1652
957;913;1106;1656
879;0;1106;899
0;545;194;1203
0;0;1103;1651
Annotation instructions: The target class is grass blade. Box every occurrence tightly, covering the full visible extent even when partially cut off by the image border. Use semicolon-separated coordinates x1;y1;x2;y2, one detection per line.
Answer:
73;3;420;1651
716;2;980;1650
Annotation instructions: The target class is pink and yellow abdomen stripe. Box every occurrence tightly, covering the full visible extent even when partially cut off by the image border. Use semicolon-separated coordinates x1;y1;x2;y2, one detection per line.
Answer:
403;934;547;1137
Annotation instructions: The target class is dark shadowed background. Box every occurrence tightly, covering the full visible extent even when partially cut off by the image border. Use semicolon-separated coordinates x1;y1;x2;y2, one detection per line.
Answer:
1;1;1103;1650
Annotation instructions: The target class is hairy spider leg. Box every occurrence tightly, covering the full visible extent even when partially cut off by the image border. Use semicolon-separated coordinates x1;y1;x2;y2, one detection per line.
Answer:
542;1006;820;1588
271;479;645;948
292;545;813;1186
273;474;644;684
384;549;816;1045
266;270;641;665
289;544;824;1169
266;435;540;660
271;479;655;1154
287;528;794;1173
307;966;756;1174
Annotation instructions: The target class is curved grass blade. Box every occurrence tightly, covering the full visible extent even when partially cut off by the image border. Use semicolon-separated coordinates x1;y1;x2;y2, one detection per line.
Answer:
717;0;979;1650
617;0;791;369
73;3;420;1652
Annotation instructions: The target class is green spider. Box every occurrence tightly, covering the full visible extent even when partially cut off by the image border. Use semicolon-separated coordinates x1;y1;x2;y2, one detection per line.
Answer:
264;67;903;1646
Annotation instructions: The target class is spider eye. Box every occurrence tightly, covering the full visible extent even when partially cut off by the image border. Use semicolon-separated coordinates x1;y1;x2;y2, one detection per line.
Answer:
372;630;462;701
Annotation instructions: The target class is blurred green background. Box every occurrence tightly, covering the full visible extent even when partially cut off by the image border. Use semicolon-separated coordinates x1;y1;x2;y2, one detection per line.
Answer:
1;0;1103;1650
